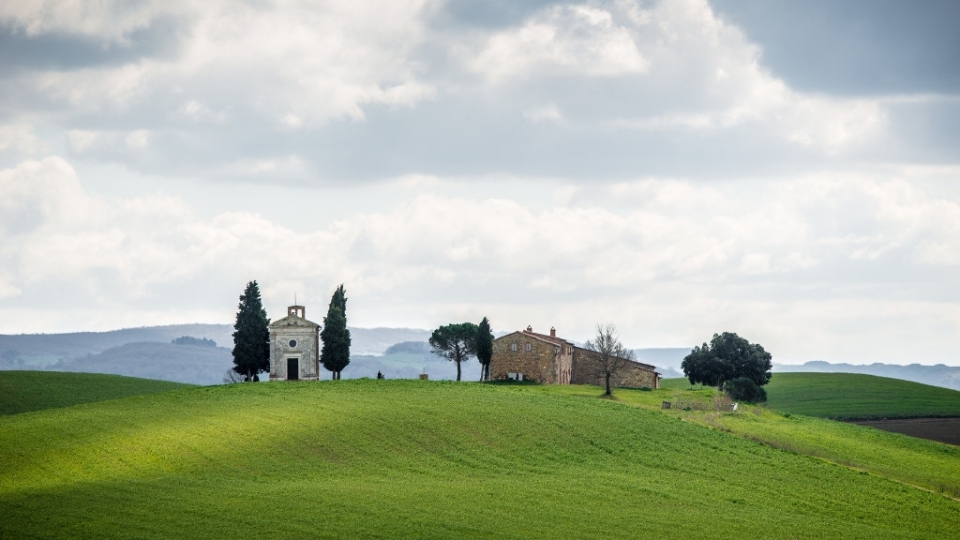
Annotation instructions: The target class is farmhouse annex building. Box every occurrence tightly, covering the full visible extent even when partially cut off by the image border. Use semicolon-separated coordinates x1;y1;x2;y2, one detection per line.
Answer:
490;326;660;389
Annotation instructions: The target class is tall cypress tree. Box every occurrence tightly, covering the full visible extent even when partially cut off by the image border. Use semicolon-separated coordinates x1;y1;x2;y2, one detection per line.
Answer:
320;284;351;379
476;317;493;381
231;280;270;381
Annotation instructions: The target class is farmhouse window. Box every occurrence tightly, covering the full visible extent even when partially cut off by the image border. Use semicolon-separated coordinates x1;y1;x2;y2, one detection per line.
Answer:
525;343;532;352
511;343;517;352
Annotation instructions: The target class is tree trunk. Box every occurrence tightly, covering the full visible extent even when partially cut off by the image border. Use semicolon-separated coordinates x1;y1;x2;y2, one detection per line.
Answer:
456;360;462;381
605;373;612;396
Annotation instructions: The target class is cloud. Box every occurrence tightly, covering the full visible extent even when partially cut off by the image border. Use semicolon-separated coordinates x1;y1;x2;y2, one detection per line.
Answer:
2;156;959;364
0;124;43;154
0;0;943;181
469;4;649;80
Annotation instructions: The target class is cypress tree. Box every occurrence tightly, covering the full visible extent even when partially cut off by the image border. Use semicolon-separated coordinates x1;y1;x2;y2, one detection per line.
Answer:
231;280;270;381
320;284;351;379
476;317;493;381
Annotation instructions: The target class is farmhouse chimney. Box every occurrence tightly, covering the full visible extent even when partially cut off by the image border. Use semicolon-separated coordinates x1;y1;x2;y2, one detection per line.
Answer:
550;327;556;337
526;325;533;332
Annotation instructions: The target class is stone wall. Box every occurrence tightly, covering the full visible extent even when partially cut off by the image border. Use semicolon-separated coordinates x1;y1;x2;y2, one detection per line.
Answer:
269;324;320;381
490;332;559;384
571;348;658;389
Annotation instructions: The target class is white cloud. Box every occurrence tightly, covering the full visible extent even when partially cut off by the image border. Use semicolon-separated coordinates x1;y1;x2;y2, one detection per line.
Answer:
4;0;439;124
0;124;44;155
0;0;179;43
0;0;927;178
470;5;649;80
2;156;959;363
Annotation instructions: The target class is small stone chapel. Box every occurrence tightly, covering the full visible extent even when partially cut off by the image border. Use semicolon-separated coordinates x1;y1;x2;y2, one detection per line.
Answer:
268;305;320;381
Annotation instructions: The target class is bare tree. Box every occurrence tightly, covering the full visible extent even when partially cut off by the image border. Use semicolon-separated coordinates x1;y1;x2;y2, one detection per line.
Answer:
584;324;634;396
223;368;245;384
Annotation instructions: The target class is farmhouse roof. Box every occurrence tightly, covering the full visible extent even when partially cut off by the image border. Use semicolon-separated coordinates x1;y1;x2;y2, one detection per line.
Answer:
504;326;657;371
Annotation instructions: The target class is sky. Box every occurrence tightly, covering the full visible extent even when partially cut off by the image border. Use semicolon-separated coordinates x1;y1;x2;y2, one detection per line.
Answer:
0;0;958;365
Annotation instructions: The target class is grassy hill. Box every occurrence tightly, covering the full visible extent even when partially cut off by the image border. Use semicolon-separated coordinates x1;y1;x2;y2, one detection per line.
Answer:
2;380;959;539
0;371;192;416
764;372;960;419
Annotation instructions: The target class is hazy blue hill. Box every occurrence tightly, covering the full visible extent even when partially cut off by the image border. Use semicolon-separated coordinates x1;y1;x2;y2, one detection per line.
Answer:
347;327;432;355
776;361;960;391
50;342;233;385
633;347;691;378
0;325;435;384
0;324;234;368
0;325;432;369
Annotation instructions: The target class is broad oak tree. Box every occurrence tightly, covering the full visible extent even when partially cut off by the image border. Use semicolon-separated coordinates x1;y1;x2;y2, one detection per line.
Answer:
681;332;772;390
584;324;634;396
476;317;493;381
231;280;270;382
429;322;479;382
320;284;351;380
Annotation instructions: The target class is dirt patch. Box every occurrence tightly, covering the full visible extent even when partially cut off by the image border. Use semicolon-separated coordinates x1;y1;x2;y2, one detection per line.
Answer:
851;418;960;446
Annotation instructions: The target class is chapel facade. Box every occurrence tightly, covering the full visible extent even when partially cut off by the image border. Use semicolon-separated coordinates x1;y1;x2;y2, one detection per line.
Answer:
268;305;320;381
490;326;659;389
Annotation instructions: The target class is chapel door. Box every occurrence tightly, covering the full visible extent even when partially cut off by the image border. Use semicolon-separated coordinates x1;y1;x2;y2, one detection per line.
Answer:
287;358;299;380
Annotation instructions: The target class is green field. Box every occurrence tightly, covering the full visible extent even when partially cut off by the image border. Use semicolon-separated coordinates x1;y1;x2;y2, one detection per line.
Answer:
764;373;960;419
2;380;959;539
0;371;193;416
660;373;960;419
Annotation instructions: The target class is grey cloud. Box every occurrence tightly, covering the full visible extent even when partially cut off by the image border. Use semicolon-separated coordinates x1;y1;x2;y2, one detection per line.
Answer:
709;0;960;96
0;17;185;73
6;0;957;185
435;0;565;29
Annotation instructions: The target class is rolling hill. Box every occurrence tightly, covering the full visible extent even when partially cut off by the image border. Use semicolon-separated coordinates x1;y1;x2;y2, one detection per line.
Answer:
1;379;958;539
0;371;192;416
764;372;960;419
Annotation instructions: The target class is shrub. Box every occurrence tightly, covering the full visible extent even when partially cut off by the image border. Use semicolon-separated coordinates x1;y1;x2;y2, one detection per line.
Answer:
724;377;768;403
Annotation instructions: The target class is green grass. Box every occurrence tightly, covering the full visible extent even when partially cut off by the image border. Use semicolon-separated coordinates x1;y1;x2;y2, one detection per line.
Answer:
0;371;193;416
702;406;960;498
2;380;959;539
764;373;960;419
659;377;707;390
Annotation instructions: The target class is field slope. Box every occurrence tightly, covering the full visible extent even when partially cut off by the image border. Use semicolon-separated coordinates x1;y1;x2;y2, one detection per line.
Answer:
0;371;193;416
764;372;960;419
2;380;959;539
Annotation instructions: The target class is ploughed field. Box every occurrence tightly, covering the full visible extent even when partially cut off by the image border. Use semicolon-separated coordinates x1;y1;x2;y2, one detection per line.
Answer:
2;379;960;539
851;418;960;446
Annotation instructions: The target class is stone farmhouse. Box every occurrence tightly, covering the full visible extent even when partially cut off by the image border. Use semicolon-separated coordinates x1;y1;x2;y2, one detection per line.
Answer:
268;305;320;381
490;326;660;389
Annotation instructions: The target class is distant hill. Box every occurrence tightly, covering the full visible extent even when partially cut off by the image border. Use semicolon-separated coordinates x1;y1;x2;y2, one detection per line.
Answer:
765;373;960;419
632;348;691;378
0;324;235;369
0;371;191;416
775;361;960;391
0;326;445;384
6;326;958;389
47;342;235;385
